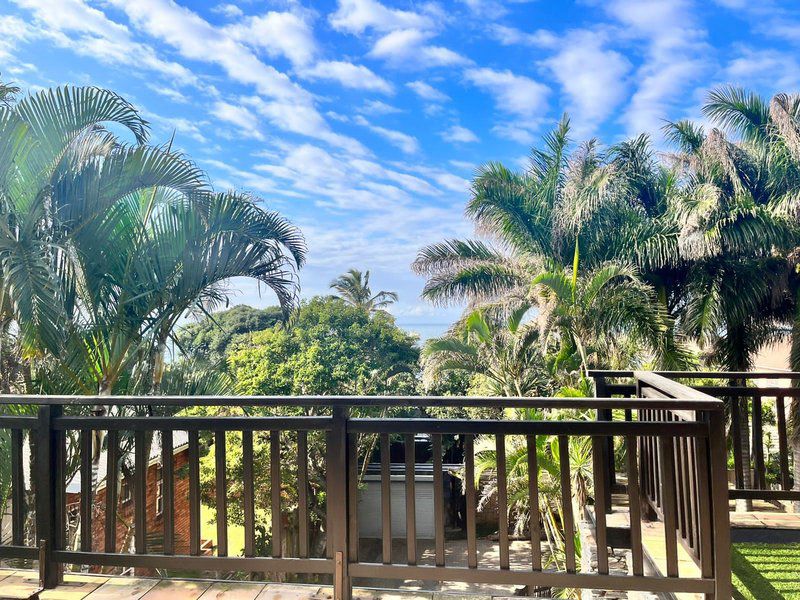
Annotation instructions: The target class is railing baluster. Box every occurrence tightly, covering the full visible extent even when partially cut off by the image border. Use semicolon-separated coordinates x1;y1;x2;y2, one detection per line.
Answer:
11;428;24;546
380;432;392;565
731;398;744;489
496;433;509;570
80;429;92;552
526;435;541;571
134;430;147;554
658;435;679;577
104;429;118;553
404;434;416;565
776;395;791;490
465;434;477;569
242;430;255;558
215;430;228;557
752;394;765;490
188;430;201;555
161;430;174;555
695;432;714;579
626;435;643;576
591;436;609;575
558;435;576;573
347;433;358;562
299;430;311;559
270;430;281;558
36;405;62;588
432;433;445;567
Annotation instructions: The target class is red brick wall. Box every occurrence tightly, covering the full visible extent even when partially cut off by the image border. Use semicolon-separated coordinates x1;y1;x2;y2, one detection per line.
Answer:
89;448;199;572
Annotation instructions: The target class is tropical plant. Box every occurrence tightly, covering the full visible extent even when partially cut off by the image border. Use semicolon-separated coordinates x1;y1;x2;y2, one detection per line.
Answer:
0;84;305;397
329;268;398;313
422;305;551;397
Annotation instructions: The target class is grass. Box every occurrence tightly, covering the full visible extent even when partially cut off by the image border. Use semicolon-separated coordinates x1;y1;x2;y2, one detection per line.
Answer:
732;543;800;599
200;503;246;556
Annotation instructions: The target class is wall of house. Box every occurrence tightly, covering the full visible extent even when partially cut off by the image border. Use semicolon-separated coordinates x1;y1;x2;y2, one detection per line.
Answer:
89;448;194;573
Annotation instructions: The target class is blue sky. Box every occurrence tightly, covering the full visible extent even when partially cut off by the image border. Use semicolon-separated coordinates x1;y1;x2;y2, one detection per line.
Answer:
1;0;799;339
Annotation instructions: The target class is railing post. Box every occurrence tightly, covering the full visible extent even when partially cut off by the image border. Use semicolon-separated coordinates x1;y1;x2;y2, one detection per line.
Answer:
707;409;732;599
329;405;351;600
35;404;62;589
593;374;614;513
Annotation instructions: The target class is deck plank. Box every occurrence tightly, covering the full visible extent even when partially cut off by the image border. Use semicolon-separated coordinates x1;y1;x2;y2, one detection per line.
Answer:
39;574;109;600
82;577;160;600
254;584;322;600
197;582;265;600
138;580;211;600
0;570;41;599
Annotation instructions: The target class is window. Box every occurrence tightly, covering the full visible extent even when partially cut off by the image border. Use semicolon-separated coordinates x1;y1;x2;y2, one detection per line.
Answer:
155;466;164;517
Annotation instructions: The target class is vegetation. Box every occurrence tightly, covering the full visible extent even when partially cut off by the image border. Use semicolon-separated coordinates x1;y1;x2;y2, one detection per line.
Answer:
732;543;800;599
228;296;418;396
329;268;398;312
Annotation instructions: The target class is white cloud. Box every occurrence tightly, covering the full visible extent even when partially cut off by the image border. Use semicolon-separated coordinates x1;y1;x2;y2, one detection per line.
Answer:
148;84;190;104
225;11;317;68
149;113;208;144
212;4;244;19
370;29;468;68
488;24;557;47
10;0;199;87
354;115;419;154
106;0;365;154
211;101;265;140
300;60;393;94
407;80;450;102
541;30;631;136
359;100;402;115
602;0;711;136
463;67;549;118
441;124;479;143
329;0;434;34
723;47;800;90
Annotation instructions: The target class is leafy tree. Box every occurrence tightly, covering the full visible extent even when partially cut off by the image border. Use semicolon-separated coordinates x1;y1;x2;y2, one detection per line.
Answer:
329;268;398;313
422;306;551;397
175;305;284;364
229;296;418;396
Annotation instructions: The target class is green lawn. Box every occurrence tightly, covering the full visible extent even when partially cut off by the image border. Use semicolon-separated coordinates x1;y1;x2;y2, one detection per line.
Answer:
733;543;800;599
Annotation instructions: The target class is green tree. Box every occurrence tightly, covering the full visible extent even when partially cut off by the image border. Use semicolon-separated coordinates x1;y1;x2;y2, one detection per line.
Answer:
229;296;418;396
329;268;398;313
176;305;284;365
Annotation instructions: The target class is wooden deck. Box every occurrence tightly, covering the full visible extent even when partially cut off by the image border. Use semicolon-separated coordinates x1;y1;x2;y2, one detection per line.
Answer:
0;570;549;600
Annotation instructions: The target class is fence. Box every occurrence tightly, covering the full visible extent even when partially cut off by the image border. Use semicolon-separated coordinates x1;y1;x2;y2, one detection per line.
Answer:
0;379;731;598
590;370;800;504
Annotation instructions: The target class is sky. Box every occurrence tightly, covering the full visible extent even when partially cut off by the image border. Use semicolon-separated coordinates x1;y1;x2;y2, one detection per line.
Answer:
1;0;799;340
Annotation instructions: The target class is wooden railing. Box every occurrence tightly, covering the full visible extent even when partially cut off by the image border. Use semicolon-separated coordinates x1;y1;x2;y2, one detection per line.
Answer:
0;391;730;598
591;370;800;504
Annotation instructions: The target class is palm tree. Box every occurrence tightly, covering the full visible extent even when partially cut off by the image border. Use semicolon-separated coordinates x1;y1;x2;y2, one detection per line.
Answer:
329;268;397;312
422;305;551;398
0;85;306;397
664;86;800;509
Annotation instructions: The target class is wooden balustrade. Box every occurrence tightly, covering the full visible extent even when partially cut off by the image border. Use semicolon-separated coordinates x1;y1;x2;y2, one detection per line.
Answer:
0;391;730;598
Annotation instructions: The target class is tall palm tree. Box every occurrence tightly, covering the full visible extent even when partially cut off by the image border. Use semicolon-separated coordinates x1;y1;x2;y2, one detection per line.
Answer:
422;305;551;398
329;268;397;312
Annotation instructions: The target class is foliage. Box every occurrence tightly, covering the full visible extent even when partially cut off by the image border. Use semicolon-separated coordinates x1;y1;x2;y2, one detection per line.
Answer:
329;268;398;313
422;305;552;397
175;305;284;365
229;296;418;396
732;543;800;599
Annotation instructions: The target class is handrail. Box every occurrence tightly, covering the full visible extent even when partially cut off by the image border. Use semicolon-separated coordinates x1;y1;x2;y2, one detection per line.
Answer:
0;394;723;408
589;369;800;380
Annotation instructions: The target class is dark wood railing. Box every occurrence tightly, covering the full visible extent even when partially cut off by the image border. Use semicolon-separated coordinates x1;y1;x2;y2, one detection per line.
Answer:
591;370;800;505
0;386;730;598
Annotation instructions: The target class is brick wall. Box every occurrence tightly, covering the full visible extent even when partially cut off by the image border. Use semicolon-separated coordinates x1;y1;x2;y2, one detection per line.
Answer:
87;447;202;573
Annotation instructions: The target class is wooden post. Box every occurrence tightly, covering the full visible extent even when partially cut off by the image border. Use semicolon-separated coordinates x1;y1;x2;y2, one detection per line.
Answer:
35;405;62;589
329;406;351;600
